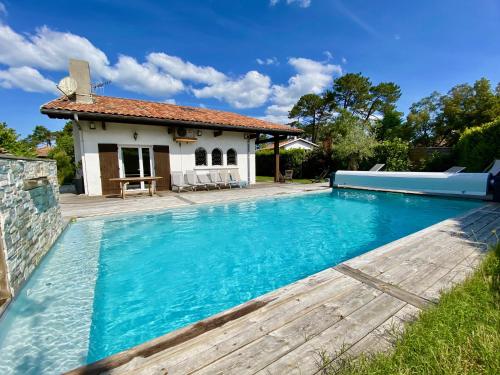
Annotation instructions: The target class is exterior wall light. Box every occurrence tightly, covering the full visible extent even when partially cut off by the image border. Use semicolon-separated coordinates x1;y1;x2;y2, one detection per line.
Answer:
89;122;96;129
133;131;138;140
197;130;202;136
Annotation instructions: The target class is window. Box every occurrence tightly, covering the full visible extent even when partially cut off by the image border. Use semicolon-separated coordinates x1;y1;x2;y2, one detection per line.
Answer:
227;148;237;165
195;147;207;166
211;148;222;166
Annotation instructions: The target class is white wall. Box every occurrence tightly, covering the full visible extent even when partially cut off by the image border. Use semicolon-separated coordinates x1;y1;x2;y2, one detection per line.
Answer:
76;121;255;195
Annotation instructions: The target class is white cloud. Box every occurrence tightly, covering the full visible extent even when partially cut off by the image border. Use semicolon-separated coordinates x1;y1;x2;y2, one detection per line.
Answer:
147;52;226;85
163;98;176;105
0;2;7;17
256;57;279;66
323;51;333;60
0;66;58;94
261;57;341;123
394;34;401;40
270;0;312;8
193;71;271;109
107;55;184;97
341;57;347;64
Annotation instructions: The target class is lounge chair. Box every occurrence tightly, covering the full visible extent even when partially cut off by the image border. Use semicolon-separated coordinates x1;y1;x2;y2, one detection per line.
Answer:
185;170;207;190
171;171;193;192
369;164;385;172
229;169;244;188
220;170;239;189
311;169;329;183
486;159;500;176
197;173;219;189
209;170;226;189
444;166;466;173
284;169;293;183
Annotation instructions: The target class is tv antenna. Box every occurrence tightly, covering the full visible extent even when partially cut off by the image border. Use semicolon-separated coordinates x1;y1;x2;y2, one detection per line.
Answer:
91;80;111;94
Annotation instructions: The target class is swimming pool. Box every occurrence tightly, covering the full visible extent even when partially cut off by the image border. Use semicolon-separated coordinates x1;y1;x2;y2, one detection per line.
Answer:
0;190;482;374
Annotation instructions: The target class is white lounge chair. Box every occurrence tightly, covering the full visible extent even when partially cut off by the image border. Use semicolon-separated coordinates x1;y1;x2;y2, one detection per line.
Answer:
444;166;466;173
220;170;238;189
209;170;225;189
369;164;385;172
185;170;207;190
229;169;244;188
487;159;500;176
171;171;193;192
198;173;218;189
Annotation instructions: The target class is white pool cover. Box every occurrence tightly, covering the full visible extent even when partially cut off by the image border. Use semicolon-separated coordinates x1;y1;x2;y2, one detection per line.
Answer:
334;171;490;198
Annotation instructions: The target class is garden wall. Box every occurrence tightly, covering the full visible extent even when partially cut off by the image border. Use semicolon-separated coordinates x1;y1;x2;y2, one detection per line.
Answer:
0;155;64;297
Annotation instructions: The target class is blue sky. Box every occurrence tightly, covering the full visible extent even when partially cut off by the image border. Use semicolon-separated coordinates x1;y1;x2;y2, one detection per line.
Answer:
1;0;499;136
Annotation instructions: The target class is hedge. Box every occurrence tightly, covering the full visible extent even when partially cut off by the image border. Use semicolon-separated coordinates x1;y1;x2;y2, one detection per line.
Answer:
256;148;330;179
456;117;500;172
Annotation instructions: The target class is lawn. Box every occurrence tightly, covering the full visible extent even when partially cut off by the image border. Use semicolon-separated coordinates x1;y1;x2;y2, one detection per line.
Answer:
256;175;314;184
323;241;500;375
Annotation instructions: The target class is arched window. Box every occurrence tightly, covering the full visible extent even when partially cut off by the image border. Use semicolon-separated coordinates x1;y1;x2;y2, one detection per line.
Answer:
195;147;207;166
227;148;237;165
211;148;222;166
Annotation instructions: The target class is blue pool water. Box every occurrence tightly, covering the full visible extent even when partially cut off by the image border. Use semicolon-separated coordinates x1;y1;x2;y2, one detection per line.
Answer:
0;190;482;374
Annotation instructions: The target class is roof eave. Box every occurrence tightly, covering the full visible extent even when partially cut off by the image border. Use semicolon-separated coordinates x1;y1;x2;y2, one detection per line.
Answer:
40;108;303;135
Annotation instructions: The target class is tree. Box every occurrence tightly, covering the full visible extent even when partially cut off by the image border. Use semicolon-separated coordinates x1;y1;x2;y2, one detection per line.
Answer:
49;121;75;184
27;125;54;147
0;122;36;157
324;73;372;116
363;82;402;122
374;109;408;141
289;93;329;143
406;92;443;146
326;111;378;170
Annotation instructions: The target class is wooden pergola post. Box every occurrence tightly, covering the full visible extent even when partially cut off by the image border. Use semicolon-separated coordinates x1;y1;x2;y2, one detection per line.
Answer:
274;137;280;182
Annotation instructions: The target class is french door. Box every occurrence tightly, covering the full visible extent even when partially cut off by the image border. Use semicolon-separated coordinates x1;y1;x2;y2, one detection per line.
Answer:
119;146;153;190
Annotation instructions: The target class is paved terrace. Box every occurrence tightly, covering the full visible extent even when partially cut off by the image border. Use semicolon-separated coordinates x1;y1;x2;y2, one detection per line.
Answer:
63;188;500;375
59;182;330;219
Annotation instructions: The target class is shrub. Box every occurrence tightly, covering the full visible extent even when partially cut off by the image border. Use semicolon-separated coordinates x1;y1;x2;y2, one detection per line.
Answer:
48;149;75;185
256;148;309;178
371;139;410;171
456;117;500;172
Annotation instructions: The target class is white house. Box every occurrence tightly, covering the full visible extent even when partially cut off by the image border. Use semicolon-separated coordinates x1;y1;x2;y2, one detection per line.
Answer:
41;60;301;196
262;137;318;151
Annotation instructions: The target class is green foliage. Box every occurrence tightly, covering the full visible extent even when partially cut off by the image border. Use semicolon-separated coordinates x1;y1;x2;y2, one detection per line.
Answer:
370;139;410;171
0;122;36;157
456;117;500;172
323;242;500;375
26;125;54;147
289;94;329;143
48;149;74;184
374;110;409;141
416;151;456;172
327;111;378;170
256;148;309;178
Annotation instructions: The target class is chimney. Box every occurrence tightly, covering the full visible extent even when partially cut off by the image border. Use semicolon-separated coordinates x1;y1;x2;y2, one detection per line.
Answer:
69;59;93;104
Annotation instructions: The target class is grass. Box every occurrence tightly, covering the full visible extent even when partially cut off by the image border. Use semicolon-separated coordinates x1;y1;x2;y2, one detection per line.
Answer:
256;175;314;184
321;241;500;375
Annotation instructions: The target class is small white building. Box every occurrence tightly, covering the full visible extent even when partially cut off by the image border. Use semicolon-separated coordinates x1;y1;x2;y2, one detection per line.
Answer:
41;60;301;196
262;137;318;151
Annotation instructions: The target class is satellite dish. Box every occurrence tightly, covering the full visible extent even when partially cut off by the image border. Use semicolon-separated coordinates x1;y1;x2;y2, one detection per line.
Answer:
57;77;78;97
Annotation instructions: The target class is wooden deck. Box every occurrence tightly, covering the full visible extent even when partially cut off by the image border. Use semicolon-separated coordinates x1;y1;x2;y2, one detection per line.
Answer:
59;182;330;219
65;201;500;375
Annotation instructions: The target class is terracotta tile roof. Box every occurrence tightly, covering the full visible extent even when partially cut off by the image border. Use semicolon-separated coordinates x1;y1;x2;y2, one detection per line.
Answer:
41;95;302;134
35;145;53;157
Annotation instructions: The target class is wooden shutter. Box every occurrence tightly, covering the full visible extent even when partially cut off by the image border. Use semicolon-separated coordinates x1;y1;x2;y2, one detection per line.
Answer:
153;145;171;191
98;144;121;195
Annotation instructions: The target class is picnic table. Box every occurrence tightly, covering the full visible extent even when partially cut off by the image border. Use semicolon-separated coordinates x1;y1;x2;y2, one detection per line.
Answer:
109;176;163;199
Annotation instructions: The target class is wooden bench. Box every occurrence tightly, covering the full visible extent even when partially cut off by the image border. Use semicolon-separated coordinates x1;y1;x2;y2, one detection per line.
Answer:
109;176;163;199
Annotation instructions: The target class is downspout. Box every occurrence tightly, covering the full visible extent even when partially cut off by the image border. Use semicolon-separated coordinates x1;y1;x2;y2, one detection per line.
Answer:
247;137;251;184
74;114;90;195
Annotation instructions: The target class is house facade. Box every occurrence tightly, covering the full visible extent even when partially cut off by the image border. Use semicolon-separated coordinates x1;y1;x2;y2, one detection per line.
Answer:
41;60;300;196
262;137;318;151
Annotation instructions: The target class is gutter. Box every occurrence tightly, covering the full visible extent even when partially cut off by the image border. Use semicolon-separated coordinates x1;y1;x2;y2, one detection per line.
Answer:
40;108;303;136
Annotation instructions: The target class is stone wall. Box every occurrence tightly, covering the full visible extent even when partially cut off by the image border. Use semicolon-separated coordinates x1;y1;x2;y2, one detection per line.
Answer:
0;155;65;295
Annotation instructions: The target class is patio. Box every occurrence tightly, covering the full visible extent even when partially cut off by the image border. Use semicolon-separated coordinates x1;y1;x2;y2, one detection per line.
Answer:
59;182;331;219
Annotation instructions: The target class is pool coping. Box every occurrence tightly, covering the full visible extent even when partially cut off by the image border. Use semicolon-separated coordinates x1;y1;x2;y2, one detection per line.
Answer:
64;201;499;375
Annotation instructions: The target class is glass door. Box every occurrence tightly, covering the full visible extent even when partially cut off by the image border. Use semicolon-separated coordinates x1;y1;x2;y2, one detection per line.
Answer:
120;146;153;190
